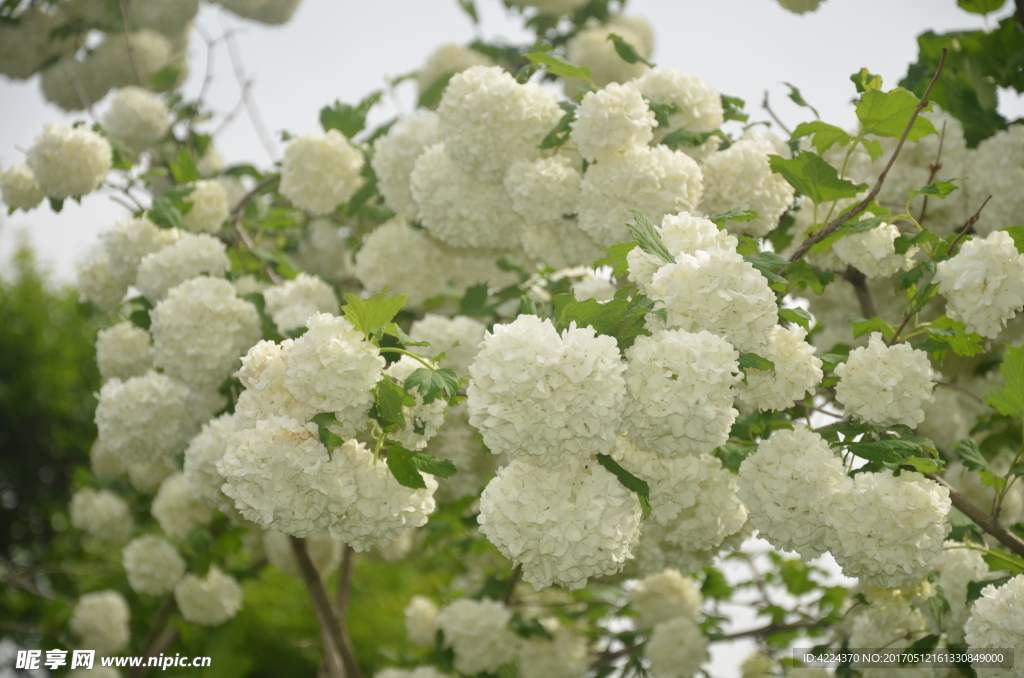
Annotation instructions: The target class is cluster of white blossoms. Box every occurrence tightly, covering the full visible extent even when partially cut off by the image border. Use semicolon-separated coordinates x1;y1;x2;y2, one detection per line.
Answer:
935;230;1024;339
69;488;134;544
517;619;590;678
404;595;440;646
846;585;937;678
738;326;823;411
95;322;153;382
103;87;172;152
95;371;197;464
646;615;708;678
136;233;230;302
628;568;703;628
262;273;339;334
832;222;916;279
181;180;229;234
174;567;244;627
435;598;519;675
834;333;935;427
964;575;1024;678
0;163;44;210
280;130;365;215
25;124;111;200
183;414;239;514
69;590;131;655
122;535;187;595
151;473;214;541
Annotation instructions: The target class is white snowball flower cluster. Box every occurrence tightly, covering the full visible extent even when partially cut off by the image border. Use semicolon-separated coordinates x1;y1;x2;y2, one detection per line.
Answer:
181;180;229;234
565;20;651;92
436;599;519;674
103;87;171;151
95;371;196;464
738;427;850;558
404;595;440;646
70;488;134;544
971;125;1024;238
0;163;44;210
931;544;993;644
740;653;773;678
410;143;525;250
132;0;200;37
646;615;708;678
828;471;951;587
78;246;127;310
698;136;795;237
417;43;493;96
479;458;642;590
622;329;740;457
91;439;126;479
833;223;916;278
437;66;563;183
151;276;261;390
95;322;153;382
424;403;501;502
280;130;364;215
384;356;448;450
847;586;933;678
69;591;131;655
215;0;303;25
834;333;935;427
964;575;1024;678
293;218;353;283
262;530;341;578
503;156;582;230
152;473;214;541
572;83;655;162
612;437;710;524
135;232;230;302
263;273;340;334
100;217;179;287
737;326;823;411
934;231;1024;339
0;6;73;80
174;567;244;626
372;111;442;221
232;339;310;427
26;124;111;199
468;315;627;464
629;568;703;628
635;69;724;136
128;460;176;495
573;274;616;302
122;536;186;595
517;619;589;678
627;211;737;290
410;314;486;376
183;414;238;513
578;145;704;246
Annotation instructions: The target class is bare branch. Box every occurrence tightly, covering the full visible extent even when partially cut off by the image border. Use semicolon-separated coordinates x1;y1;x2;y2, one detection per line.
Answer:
762;90;793;137
926;473;1024;558
118;0;146;87
947;194;993;254
221;20;280;161
843;267;876;319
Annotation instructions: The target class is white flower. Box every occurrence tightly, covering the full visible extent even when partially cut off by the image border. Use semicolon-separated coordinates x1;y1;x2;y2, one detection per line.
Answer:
103;87;171;151
91;439;127;479
698;137;795;237
646;615;707;678
282;313;384;439
423;403;501;503
467;315;627;465
964;575;1024;678
214;0;303;24
0;163;43;210
622;329;740;457
828;470;951;588
384;356;448;450
135;232;230;302
833;223;916;278
181;180;229;234
184;414;238;513
611;436;713;525
969;126;1024;238
78;246;128;310
478;457;642;590
263;273;340;334
517;0;590;13
517;619;589;678
174;567;244;626
935;231;1024;339
848;585;940;678
0;6;73;80
27;124;111;199
740;653;774;678
69;488;134;544
504;156;583;230
410;143;524;250
737;326;823;411
405;595;440;646
233;339;312;428
629;569;703;628
565;21;651;93
151;276;261;391
292;218;353;283
436;599;519;674
95;371;196;464
69;591;130;655
128;460;176;494
132;0;200;37
571;83;655;162
86;30;174;99
776;0;826;14
262;530;342;578
834;333;935;427
100;217;178;287
280;130;364;215
573;275;616;302
627;211;737;292
410;314;486;376
578;145;704;247
437;65;563;183
372;111;442;221
417;43;493;96
122;535;186;595
151;473;214;541
96;322;153;382
519;221;603;270
738;427;850;558
931;544;994;644
634;69;724;136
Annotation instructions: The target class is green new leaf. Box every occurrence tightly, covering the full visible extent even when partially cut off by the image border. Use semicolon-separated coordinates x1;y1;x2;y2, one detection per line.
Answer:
902;457;944;474
956;437;992;473
779;307;813;330
909;180;960;199
626;210;674;264
311;412;344;453
320;91;383;138
595;453;651;518
982;548;1024;576
552;294;653;351
738;352;775;372
148;64;181;91
645;98;680;128
148;196;185;230
856;88;937;141
417;71;455;109
921;316;984;357
721;94;748;123
850;67;883;94
784;260;834;295
660;128;719;150
1003;226;1024;254
743;251;787;290
457;0;479;23
405;368;460;405
525;52;593;83
539;101;576;150
967;575;1013;603
387;445;459;489
985;345;1024;417
851;316;896;341
784;82;820;119
376;377;413;430
768;152;868;204
860;137;884;162
129;309;151;331
791;121;850;154
459;283;490;316
709;210;760;228
594;241;637;277
735;236;759;256
957;0;1006;14
342;290;408;338
169;148;201;184
817;352;848;372
380;322;430;347
606;34;654;67
846;439;921;464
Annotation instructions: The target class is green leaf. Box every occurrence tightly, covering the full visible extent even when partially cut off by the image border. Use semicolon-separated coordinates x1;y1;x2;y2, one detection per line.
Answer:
716;442;754;471
955;438;991;472
985;345;1024;417
458;283;490;317
387;445;458;489
148;64;181;91
851;316;896;340
342;290;407;337
457;0;479;23
169;147;201;184
721;94;748;123
909;180;960;199
148;196;185;230
850;67;884;94
982;548;1024;575
709;210;760;228
525;52;593;82
856;88;937;141
957;0;1006;14
860;137;884;162
552;294;653;350
784;260;834;295
738;351;775;372
376;377;413;430
779;307;813;330
817;352;848;372
595;453;651;518
311;412;344;453
129;309;151;331
902;457;944;473
380;322;430;347
594;241;637;277
660;128;719;150
791;121;850;154
1002;225;1024;254
606;34;654;67
784;82;820;119
768;152;868;204
539;101;576;150
735;236;759;257
626;210;673;264
920;316;984;357
320;91;383;138
743;251;788;290
846;439;921;464
48;197;64;213
404;367;460;405
645;98;681;128
417;71;455;109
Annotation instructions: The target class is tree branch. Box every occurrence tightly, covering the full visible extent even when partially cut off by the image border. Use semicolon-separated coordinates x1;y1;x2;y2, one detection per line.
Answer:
118;0;146;87
926;473;1024;558
843;267;876;319
762;91;793;137
335;545;356;627
720;619;821;640
946;195;992;254
128;594;176;678
788;48;949;264
503;563;522;605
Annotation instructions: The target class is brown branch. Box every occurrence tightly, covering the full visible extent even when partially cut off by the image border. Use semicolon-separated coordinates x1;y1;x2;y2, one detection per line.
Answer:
843;267;876;319
917;120;946;224
230;175;283;284
132;629;179;678
230;174;280;219
118;0;146;87
926;473;1024;558
335;545;356;627
762;91;793;137
887;310;917;347
946;195;993;254
721;619;821;641
129;595;177;678
788;48;949;264
503;563;522;605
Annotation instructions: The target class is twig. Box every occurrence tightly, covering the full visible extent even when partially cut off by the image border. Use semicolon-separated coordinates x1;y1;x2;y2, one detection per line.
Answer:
503;564;522;605
222;20;279;161
935;380;985;404
230;175;280;218
947;195;993;254
229;175;284;283
129;595;176;678
843;267;876;319
917;120;946;224
64;58;95;117
133;629;179;678
0;560;73;605
720;619;821;640
335;545;356;627
926;473;1024;558
118;0;146;87
788;48;949;264
762;91;793;137
887;310;916;347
